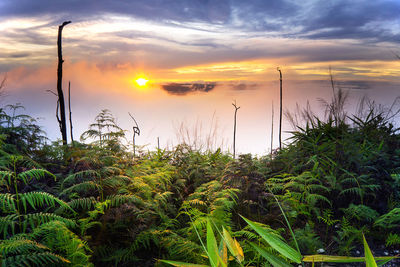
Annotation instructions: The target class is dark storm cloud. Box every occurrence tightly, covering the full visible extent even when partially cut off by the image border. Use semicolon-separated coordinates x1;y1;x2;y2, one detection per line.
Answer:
2;0;399;43
161;82;217;95
298;0;400;42
229;0;400;43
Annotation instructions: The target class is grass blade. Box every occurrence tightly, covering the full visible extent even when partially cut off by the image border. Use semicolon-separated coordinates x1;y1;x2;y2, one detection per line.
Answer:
363;234;378;267
240;215;302;263
206;218;225;267
159;260;208;267
250;242;292;267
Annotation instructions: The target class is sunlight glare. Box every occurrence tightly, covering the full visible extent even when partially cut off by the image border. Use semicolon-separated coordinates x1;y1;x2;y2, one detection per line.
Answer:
135;77;149;87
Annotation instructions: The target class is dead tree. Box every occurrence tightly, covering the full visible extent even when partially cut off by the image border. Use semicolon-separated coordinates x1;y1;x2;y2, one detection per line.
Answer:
232;100;240;159
129;112;140;158
277;67;283;150
56;21;71;145
68;81;74;144
270;101;274;158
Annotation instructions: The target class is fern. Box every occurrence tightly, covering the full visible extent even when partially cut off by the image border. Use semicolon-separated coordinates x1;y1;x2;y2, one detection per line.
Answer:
0;214;19;238
17;169;56;184
1;252;70;266
19;192;73;213
342;204;379;223
65;197;98;211
22;213;76;232
0;193;16;212
61;170;100;188
374;208;400;229
30;221;92;266
386;233;400;247
60;181;101;197
0;238;49;255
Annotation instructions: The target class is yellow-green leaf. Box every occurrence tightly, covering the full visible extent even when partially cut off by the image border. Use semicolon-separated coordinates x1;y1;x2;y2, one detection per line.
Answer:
363;234;378;267
222;227;244;263
303;255;395;263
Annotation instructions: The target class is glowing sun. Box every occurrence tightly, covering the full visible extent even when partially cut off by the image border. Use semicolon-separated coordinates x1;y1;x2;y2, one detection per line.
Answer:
135;78;148;87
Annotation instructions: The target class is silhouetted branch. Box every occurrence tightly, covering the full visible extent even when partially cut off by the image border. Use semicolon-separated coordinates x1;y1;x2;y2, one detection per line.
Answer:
129;112;140;158
56;20;71;145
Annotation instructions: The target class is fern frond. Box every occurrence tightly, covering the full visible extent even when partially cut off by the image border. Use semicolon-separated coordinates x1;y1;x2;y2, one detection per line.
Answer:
19;192;74;213
22;213;76;232
60;181;101;197
0;171;13;188
65;197;98;211
0;238;49;255
17;169;56;185
2;252;70;266
106;194;144;207
0;214;19;238
0;193;16;212
375;208;400;229
61;170;99;188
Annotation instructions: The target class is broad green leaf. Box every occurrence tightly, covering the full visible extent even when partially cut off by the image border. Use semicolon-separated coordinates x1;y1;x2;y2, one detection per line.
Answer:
206;219;225;267
363;234;378;267
250;242;292;267
240;215;302;263
159;260;208;267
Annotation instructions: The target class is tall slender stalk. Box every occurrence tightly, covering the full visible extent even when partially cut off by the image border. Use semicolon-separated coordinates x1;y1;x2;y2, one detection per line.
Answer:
277;67;283;150
232;101;240;159
68;81;74;145
270;101;274;158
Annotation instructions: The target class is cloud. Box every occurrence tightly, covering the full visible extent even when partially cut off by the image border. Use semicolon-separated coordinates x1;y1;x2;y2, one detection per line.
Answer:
338;80;371;90
1;0;399;78
298;1;400;42
161;82;217;95
0;0;231;24
2;0;399;45
230;82;259;91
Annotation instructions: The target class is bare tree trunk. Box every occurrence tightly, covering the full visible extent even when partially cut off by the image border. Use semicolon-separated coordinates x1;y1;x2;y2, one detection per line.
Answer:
68;81;74;145
232;101;240;159
57;21;71;145
157;137;160;150
277;68;283;150
270;101;274;158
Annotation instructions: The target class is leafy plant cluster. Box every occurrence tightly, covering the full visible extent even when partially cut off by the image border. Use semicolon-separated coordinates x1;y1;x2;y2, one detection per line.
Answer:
0;89;399;266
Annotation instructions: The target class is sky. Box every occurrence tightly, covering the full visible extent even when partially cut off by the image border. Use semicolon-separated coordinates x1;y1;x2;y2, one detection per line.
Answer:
0;0;399;155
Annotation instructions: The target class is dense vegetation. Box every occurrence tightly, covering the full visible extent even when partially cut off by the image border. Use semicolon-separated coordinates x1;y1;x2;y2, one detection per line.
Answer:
0;89;399;266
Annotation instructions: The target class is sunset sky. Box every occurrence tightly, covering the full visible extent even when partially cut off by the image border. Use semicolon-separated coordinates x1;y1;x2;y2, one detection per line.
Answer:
1;0;400;154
